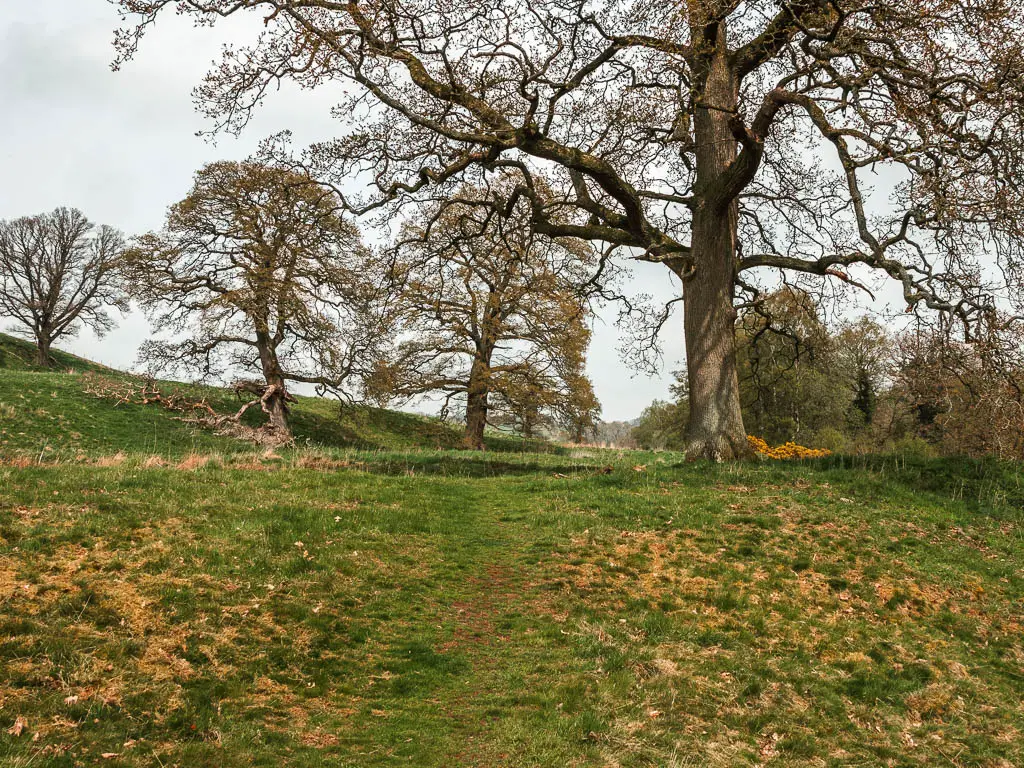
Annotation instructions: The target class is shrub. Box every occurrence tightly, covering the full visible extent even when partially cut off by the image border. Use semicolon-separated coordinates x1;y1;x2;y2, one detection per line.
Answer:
748;435;831;460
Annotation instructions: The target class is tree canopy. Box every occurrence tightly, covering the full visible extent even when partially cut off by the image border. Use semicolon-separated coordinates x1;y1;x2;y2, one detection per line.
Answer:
122;160;390;438
369;176;598;449
114;0;1024;458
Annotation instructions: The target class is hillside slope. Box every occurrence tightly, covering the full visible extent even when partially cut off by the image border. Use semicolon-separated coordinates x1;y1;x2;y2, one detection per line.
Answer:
0;332;111;373
0;333;542;458
1;443;1021;766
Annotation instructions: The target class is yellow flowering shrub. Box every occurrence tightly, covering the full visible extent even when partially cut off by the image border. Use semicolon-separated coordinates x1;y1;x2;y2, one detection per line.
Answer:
747;435;831;460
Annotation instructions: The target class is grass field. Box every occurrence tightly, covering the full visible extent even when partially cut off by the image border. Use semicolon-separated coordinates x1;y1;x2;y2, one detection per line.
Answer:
1;336;1022;767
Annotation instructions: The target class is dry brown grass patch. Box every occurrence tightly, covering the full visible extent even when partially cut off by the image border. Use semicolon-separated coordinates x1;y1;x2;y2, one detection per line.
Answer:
559;529;722;606
0;564;19;601
0;456;36;469
176;454;212;471
295;455;360;470
94;452;127;467
300;729;341;748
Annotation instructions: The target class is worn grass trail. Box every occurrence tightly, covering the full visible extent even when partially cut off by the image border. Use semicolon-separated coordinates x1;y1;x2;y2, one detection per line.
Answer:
0;462;598;767
1;454;1021;767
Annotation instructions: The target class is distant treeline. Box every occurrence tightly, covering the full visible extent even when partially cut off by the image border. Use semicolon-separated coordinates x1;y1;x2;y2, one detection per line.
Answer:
629;288;1024;460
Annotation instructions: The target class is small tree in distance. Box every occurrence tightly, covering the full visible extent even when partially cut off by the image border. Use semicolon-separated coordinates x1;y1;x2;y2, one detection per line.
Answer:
553;370;601;445
0;208;126;367
122;161;390;439
836;317;890;429
488;371;560;441
489;360;600;442
737;287;847;444
370;178;599;450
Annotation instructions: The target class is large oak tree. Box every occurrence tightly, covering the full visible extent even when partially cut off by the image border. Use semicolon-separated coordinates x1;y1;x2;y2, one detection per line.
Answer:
0;208;126;367
122;160;389;438
114;0;1024;458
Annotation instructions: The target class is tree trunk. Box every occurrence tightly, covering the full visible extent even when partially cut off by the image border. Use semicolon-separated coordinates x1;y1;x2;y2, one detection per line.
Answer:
463;357;489;450
263;385;291;436
682;241;749;460
464;391;488;450
521;407;538;440
256;335;292;438
683;24;752;461
35;332;53;368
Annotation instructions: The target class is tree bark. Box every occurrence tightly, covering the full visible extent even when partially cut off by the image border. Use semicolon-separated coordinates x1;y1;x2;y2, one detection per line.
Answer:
256;334;292;438
522;421;534;440
35;332;53;368
463;356;490;450
262;385;291;436
682;237;749;460
683;24;752;461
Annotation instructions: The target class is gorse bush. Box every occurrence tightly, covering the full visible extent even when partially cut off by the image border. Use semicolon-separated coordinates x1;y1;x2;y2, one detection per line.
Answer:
747;435;832;460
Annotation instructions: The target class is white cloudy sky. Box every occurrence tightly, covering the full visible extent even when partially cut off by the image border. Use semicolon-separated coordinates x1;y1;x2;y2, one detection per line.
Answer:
0;0;692;421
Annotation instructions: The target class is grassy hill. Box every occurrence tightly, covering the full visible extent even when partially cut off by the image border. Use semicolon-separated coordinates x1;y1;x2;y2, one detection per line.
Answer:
0;333;111;374
0;333;545;460
1;335;1022;767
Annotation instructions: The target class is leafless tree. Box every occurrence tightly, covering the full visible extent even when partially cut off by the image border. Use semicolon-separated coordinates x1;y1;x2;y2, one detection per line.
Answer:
122;160;392;438
114;0;1024;458
0;208;126;367
888;316;1024;459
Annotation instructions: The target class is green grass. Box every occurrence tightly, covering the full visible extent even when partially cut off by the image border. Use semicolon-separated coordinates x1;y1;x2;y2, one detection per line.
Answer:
0;333;548;458
0;338;1022;767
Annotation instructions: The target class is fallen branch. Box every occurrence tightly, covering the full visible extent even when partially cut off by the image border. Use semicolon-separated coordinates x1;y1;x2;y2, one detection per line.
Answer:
81;373;294;447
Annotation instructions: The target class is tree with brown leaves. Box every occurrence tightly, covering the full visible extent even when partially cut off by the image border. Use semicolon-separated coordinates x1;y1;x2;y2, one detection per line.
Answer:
370;179;597;450
114;0;1024;459
489;357;601;442
122;161;390;439
0;208;126;367
553;369;602;445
